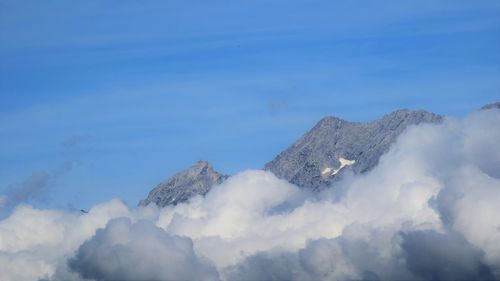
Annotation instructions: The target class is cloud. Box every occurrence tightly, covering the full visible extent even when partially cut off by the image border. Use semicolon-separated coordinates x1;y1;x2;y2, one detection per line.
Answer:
68;217;219;281
0;199;130;281
401;230;494;280
62;135;89;150
0;108;498;281
3;171;50;205
0;161;73;212
1;133;86;213
223;238;358;281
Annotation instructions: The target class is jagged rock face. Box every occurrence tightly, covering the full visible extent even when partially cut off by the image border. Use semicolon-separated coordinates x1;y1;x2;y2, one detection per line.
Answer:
264;109;443;191
138;160;228;207
481;102;500;110
139;109;443;207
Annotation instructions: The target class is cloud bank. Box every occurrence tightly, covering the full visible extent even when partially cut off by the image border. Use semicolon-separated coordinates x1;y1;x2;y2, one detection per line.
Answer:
68;218;219;281
0;109;499;281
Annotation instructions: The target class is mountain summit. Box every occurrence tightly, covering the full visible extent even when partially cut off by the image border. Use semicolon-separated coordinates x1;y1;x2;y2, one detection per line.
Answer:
138;160;228;207
139;109;443;206
264;109;442;190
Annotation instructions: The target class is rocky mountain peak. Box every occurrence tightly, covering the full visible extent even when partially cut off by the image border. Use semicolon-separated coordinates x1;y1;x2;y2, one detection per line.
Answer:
139;108;444;207
138;160;228;207
264;109;442;190
315;116;350;127
190;160;215;174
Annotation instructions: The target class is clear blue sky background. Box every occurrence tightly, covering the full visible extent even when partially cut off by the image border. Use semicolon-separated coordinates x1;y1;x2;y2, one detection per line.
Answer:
1;0;499;210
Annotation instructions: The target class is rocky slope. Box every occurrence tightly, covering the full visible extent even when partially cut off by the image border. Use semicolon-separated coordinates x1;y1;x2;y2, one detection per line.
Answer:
139;108;444;206
264;109;443;190
138;160;228;207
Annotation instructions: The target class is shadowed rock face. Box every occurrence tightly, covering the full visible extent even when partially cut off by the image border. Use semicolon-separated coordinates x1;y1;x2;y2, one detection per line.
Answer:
264;109;443;191
138;160;228;207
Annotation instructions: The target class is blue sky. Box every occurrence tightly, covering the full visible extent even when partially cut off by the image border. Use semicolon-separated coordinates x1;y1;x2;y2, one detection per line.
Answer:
1;0;499;211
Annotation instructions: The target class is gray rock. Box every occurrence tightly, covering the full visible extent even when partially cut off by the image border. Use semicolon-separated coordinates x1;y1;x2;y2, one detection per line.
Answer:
140;109;443;207
264;109;443;191
138;160;228;207
481;102;500;110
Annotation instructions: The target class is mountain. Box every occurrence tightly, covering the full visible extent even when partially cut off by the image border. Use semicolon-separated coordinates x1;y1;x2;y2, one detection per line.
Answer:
139;109;443;207
138;160;228;207
264;109;442;190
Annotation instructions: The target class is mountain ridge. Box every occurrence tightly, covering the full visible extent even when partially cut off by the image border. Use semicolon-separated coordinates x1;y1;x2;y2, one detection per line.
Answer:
138;160;228;207
264;109;443;190
139;107;480;207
